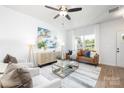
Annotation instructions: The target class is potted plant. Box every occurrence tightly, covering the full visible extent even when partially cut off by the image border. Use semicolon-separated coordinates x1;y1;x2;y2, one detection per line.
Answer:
37;41;47;50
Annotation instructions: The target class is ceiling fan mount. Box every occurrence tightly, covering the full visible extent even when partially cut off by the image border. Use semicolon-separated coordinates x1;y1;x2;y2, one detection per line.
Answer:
45;5;82;20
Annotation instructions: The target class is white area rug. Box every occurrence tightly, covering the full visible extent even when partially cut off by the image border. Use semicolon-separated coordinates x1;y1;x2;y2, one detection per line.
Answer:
39;62;101;88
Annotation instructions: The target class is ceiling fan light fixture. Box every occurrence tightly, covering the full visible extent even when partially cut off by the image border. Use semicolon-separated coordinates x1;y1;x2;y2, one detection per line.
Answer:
109;7;124;17
59;11;67;16
45;5;82;20
116;8;124;16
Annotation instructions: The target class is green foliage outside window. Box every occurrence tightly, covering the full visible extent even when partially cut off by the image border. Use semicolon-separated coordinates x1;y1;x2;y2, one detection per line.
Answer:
84;39;95;50
76;35;95;50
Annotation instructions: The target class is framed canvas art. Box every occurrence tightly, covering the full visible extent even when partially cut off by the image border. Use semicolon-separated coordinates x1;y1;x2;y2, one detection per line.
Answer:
37;27;57;49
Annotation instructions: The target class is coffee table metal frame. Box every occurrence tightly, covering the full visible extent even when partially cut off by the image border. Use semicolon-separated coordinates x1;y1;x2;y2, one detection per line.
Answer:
52;60;79;78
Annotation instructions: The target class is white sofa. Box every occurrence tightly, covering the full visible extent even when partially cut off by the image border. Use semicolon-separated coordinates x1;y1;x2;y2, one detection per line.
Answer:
0;63;61;88
27;68;61;88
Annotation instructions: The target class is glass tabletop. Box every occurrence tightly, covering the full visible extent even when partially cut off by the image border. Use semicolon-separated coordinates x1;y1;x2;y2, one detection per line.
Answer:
52;60;79;78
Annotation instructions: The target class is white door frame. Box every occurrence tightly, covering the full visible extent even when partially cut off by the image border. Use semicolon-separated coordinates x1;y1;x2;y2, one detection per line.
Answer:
116;31;124;67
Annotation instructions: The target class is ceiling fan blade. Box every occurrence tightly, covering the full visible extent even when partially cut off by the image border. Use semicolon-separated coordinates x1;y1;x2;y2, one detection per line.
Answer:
65;15;71;20
53;14;60;19
68;8;82;12
45;5;59;11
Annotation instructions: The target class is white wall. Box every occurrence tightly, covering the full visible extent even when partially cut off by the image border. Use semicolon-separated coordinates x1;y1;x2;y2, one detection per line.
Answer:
65;30;73;50
65;18;124;66
65;24;100;53
0;6;65;62
99;18;124;66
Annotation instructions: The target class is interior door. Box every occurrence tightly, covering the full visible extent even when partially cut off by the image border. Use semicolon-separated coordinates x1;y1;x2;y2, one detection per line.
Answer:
116;31;124;67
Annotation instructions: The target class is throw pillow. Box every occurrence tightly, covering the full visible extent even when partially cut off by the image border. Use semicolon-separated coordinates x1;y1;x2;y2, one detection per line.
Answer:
3;54;10;63
0;63;8;74
3;54;18;63
84;51;90;57
70;50;77;60
0;63;32;88
90;51;97;58
80;49;84;56
4;63;17;74
77;50;82;56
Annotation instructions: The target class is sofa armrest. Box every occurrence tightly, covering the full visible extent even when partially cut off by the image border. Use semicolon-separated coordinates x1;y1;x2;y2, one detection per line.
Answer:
16;63;34;68
43;78;61;88
26;68;40;77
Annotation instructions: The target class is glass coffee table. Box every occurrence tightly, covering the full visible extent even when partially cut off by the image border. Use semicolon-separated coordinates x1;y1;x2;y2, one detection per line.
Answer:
52;60;79;78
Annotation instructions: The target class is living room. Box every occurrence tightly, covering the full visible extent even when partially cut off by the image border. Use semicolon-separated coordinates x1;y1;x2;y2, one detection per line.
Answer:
0;1;124;90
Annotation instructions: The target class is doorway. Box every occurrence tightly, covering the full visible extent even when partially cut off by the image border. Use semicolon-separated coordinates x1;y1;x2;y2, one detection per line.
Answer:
116;31;124;67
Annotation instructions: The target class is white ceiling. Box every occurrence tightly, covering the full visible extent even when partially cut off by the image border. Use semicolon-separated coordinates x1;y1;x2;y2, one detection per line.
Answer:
4;5;123;30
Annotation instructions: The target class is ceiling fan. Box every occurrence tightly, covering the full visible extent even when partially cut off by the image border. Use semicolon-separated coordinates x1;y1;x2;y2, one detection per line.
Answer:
45;5;82;20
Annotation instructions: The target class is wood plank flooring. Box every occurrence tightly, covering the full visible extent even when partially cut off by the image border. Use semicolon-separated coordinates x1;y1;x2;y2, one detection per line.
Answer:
96;64;124;88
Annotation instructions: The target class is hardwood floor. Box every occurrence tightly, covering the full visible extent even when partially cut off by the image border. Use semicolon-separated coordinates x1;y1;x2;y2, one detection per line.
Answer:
96;64;124;88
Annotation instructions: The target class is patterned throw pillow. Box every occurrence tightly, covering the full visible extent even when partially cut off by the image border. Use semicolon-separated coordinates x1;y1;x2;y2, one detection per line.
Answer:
3;54;18;63
0;63;32;88
90;51;97;58
84;51;91;57
4;63;17;74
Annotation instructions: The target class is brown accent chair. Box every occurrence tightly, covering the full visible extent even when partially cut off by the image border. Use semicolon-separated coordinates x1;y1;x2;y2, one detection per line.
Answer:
65;50;72;60
66;53;70;60
76;49;99;65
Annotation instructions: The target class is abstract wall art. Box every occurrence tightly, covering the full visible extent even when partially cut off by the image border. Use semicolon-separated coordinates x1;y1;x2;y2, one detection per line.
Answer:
37;27;57;49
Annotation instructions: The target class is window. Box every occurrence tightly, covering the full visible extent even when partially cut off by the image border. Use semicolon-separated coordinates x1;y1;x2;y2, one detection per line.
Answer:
84;34;95;50
75;34;95;50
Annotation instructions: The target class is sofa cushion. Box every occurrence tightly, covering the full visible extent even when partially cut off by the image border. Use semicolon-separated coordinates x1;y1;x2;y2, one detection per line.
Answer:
78;56;94;63
32;75;49;87
90;51;97;58
0;63;32;88
26;68;40;77
4;63;17;74
0;79;2;88
3;54;18;63
84;51;90;57
17;63;35;68
0;63;8;74
32;75;61;88
80;49;84;56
